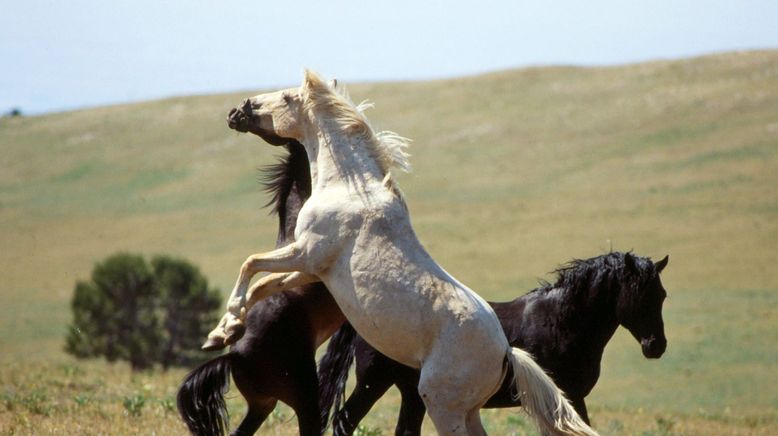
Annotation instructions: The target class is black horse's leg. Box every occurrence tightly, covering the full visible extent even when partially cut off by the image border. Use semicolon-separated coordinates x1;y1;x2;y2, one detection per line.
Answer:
394;373;425;436
292;387;322;436
293;394;323;436
231;397;277;436
332;374;394;436
569;396;590;425
280;356;323;436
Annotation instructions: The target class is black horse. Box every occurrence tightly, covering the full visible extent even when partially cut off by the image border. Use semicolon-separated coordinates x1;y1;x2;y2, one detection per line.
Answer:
176;141;349;436
321;251;669;436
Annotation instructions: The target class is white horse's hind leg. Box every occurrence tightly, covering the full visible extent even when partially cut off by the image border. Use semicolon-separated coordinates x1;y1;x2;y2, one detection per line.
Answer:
423;406;467;435
418;353;500;436
417;366;466;435
465;408;487;436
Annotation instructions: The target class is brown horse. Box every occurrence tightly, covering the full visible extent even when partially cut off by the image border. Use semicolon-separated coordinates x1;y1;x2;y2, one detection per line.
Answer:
176;141;347;435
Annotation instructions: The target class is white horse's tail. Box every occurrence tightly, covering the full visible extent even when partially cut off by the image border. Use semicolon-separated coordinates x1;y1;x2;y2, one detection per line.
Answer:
506;347;599;436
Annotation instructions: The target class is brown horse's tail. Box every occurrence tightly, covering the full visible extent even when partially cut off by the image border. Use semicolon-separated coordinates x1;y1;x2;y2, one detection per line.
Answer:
317;322;357;430
176;353;233;435
506;347;599;436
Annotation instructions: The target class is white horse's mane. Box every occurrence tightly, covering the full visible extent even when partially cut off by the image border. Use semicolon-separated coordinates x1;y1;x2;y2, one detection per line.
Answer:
302;70;411;175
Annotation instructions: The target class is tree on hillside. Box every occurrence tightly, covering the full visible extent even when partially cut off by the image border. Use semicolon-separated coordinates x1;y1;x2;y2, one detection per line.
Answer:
5;108;22;117
65;253;161;371
65;253;222;371
152;255;222;369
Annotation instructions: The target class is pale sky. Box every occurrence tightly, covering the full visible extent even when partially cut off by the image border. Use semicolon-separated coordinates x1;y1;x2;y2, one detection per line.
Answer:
2;0;777;114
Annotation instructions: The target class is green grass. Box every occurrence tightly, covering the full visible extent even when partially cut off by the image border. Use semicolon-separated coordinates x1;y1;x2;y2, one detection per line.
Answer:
1;50;777;434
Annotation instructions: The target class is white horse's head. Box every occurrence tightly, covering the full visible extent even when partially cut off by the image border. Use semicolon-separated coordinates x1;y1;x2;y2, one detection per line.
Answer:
226;70;336;145
227;70;411;174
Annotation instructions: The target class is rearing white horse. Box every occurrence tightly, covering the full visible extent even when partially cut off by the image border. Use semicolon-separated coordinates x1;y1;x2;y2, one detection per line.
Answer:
206;71;597;436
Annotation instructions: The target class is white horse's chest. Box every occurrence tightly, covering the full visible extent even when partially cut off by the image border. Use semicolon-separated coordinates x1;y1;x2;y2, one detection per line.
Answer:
293;184;506;367
293;190;362;269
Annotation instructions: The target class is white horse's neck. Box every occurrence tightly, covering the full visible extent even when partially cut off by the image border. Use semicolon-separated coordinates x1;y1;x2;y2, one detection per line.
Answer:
302;119;386;195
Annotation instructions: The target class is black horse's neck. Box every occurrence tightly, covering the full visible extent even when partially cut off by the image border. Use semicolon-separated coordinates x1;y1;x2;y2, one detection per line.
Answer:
512;253;644;358
261;140;312;247
535;285;619;356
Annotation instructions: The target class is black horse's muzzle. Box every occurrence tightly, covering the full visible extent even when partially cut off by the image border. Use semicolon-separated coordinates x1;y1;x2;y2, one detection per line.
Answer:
640;335;667;359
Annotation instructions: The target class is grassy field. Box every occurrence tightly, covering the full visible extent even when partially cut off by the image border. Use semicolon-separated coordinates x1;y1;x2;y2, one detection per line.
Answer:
1;50;777;434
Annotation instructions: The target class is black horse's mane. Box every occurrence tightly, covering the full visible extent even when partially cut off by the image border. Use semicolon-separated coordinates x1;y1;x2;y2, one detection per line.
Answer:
534;251;656;299
259;140;311;223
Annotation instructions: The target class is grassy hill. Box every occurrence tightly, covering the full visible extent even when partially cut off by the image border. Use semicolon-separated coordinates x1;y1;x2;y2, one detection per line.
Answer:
1;50;776;434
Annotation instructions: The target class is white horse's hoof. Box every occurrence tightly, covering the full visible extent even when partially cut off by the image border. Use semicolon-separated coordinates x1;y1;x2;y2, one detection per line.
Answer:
227;296;244;315
202;331;228;351
224;318;246;345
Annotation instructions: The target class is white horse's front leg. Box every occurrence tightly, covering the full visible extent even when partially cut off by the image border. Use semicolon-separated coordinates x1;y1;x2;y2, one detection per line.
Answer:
202;243;306;350
225;242;305;315
214;271;318;343
244;271;319;309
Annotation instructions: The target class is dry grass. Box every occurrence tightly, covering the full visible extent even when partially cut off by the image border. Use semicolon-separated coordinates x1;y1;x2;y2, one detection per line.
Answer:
1;50;777;434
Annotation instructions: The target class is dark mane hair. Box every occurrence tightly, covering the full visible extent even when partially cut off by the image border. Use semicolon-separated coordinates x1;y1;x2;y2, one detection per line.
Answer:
259;140;311;239
535;252;657;298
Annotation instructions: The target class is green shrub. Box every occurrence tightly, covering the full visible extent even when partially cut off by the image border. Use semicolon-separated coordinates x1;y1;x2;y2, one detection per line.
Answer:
65;253;221;371
123;394;146;417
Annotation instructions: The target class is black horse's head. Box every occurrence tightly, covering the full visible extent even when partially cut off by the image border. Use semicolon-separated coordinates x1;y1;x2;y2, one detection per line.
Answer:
615;253;669;359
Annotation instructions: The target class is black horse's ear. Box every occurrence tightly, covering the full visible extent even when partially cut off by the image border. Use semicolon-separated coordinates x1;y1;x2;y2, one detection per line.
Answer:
655;255;669;273
624;252;638;274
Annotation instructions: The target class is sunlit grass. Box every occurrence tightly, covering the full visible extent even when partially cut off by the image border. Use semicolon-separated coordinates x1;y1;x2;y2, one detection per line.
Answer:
1;50;776;434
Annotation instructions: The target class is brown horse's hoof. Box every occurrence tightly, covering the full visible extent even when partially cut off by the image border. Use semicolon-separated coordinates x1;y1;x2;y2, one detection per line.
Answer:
201;336;228;352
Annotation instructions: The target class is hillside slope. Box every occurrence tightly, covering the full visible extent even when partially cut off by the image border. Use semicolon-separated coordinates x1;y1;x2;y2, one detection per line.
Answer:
1;51;776;427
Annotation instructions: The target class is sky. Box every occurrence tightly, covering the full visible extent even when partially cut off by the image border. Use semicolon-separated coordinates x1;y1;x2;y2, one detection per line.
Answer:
2;0;777;114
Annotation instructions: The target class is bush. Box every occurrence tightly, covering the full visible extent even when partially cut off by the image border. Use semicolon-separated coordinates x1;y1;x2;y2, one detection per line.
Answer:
152;255;222;369
65;253;222;371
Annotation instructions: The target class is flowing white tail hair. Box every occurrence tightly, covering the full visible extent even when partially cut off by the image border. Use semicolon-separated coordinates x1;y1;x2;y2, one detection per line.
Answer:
507;347;599;436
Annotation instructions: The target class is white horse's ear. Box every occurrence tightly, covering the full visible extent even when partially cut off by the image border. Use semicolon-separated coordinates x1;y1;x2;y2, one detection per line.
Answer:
329;79;338;89
302;69;314;89
302;69;328;93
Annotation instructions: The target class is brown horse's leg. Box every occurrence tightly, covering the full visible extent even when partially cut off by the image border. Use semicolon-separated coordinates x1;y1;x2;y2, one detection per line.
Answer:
278;355;323;436
231;397;277;436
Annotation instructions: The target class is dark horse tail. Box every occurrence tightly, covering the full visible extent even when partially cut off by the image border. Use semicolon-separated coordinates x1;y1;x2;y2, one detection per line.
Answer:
317;322;357;429
177;353;233;436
